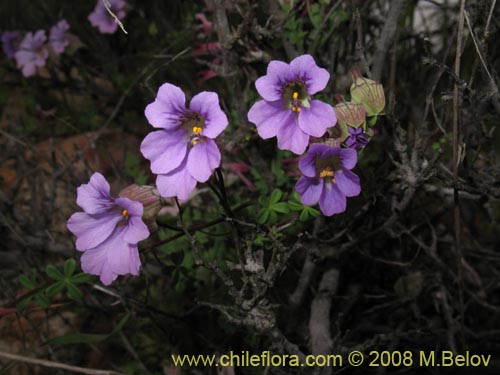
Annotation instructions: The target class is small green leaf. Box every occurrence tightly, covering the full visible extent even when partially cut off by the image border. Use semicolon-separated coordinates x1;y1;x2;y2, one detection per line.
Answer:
257;208;270;224
268;210;278;224
46;265;64;281
64;259;76;277
45;282;65;298
307;207;321;218
71;273;93;284
368;115;378;126
66;283;83;301
35;293;51;309
272;202;290;214
269;189;283;204
18;296;32;310
19;275;35;289
288;200;303;211
299;209;310;222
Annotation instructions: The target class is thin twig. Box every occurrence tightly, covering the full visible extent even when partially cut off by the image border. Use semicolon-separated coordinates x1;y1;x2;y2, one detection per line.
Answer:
102;0;128;35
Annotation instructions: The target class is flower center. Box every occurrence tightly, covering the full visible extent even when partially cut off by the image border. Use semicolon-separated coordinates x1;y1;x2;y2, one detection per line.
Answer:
116;208;129;227
282;81;309;113
319;166;336;183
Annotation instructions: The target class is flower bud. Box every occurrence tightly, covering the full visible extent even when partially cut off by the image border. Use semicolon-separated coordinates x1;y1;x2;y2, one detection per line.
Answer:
118;184;164;233
350;68;386;117
333;96;366;129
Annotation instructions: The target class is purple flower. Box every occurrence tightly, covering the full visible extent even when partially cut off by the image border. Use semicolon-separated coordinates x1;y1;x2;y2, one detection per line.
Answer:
88;0;126;34
67;173;149;285
295;144;361;216
141;83;228;200
2;31;22;59
345;127;368;149
49;19;70;55
247;54;336;154
14;30;48;77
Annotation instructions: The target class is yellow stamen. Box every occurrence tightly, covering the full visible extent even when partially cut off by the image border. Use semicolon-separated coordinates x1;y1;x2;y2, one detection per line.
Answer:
292;91;299;100
291;107;296;112
296;107;301;112
122;209;129;219
319;167;335;179
192;126;203;134
191;138;199;146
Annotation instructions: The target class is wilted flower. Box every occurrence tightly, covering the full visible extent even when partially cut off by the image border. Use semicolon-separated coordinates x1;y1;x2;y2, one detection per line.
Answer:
350;68;385;117
247;54;336;154
49;19;70;55
345;127;368;149
88;0;126;34
295;144;360;216
2;31;22;58
141;83;228;200
14;30;48;77
67;173;149;285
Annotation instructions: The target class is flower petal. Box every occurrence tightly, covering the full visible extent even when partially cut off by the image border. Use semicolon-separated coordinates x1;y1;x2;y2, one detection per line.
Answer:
80;247;118;285
114;197;150;244
276;116;309;154
145;83;186;129
76;172;114;214
255;60;293;101
67;211;121;251
156;158;197;200
298;100;335;137
140;129;188;174
247;100;289;139
335;170;361;197
298;144;324;177
319;183;346;216
339;147;358;170
189;91;228;138
105;235;141;276
187;139;221;182
295;176;323;205
290;54;330;95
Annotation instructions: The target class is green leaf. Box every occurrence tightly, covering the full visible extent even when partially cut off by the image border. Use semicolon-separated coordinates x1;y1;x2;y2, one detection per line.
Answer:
46;313;130;346
45;265;64;281
64;259;76;277
257;208;270;224
71;273;93;284
299;209;310;222
268;210;278;224
272;202;290;214
35;293;51;309
45;282;65;298
18;296;32;310
269;189;283;205
307;207;321;218
368;115;378;126
288;200;303;211
66;282;83;301
19;275;35;289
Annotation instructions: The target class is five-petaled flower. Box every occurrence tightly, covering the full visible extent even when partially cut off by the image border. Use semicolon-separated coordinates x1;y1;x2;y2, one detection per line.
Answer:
247;54;336;154
67;173;149;285
14;30;48;77
2;31;22;59
295;144;361;216
88;0;126;34
141;83;228;200
49;19;70;55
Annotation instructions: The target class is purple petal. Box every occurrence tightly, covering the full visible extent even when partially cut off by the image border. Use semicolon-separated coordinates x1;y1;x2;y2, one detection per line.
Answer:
145;83;186;129
247;100;289;139
255;60;292;101
21;62;36;77
338;148;358;170
105;233;141;276
140;129;188;174
187;139;221;182
319;183;346;216
189;91;228;139
290;54;330;95
156;159;197;200
122;216;149;244
298;144;324;177
335;170;361;197
67;211;121;251
80;247;118;285
295;176;323;205
115;197;143;217
76;172;114;214
276;116;310;154
298;100;335;137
